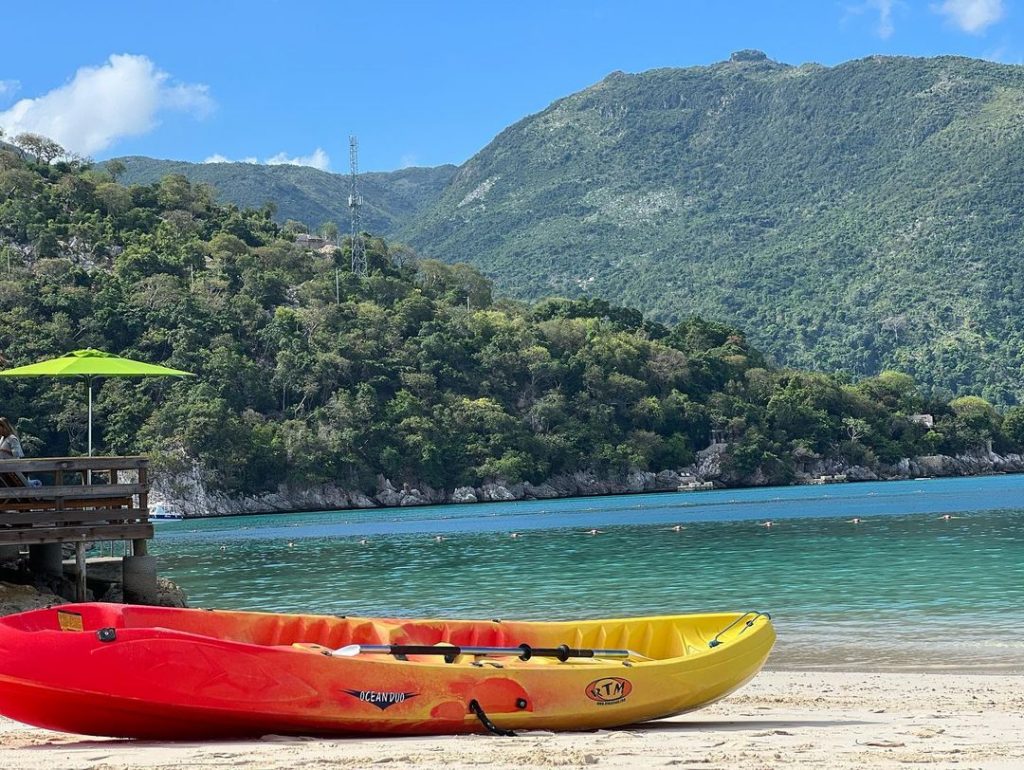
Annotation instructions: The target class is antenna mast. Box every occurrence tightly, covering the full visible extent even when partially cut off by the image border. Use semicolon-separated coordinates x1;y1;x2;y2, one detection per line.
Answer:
348;135;366;276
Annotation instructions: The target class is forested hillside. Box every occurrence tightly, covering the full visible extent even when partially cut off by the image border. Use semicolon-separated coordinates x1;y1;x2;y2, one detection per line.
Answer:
399;52;1024;404
111;156;456;238
2;141;1022;497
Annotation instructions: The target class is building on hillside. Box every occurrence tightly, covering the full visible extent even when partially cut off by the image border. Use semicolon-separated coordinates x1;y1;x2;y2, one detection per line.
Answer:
908;414;934;429
294;233;327;250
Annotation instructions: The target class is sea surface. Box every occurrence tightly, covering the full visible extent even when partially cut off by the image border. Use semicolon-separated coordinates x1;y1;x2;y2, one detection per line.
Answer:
152;475;1024;672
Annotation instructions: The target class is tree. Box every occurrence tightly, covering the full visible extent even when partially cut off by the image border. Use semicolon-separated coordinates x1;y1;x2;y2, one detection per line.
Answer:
1003;407;1024;452
320;221;340;244
105;159;126;181
13;133;65;164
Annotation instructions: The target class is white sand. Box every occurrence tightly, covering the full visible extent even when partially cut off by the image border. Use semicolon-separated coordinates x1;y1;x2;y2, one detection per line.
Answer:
1;671;1022;769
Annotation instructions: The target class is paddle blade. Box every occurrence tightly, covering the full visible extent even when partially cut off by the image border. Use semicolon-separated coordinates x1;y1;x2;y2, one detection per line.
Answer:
331;644;362;657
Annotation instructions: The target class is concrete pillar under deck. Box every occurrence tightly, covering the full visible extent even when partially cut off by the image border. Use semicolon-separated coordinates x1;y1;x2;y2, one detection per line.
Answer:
122;554;158;604
28;543;63;577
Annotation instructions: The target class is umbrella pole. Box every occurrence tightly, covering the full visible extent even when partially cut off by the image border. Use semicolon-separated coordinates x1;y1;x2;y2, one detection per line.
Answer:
88;376;93;457
87;376;93;486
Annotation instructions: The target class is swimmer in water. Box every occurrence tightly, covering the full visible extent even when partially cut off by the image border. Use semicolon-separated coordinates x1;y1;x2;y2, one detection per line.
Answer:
358;538;368;545
584;529;604;535
510;532;520;539
939;514;961;521
434;535;446;542
848;517;863;524
760;520;775;528
664;525;686;532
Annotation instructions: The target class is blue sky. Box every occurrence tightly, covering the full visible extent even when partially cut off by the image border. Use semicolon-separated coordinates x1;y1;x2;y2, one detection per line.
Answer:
0;1;1018;172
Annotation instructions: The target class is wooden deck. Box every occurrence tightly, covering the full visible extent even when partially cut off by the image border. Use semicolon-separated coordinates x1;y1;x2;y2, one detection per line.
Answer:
0;456;153;600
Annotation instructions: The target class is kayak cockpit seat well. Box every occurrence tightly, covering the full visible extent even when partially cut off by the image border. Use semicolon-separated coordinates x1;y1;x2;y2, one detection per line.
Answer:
5;604;768;664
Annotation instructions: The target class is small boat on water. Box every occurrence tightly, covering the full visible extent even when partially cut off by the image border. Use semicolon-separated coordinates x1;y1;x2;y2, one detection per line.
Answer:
0;603;774;739
148;503;184;520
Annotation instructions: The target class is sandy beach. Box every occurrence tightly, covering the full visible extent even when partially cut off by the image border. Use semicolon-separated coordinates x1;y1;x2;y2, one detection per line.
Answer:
1;670;1021;769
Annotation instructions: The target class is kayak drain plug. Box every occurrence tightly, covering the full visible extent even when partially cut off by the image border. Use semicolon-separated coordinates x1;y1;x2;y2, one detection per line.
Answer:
515;698;528;710
97;628;117;643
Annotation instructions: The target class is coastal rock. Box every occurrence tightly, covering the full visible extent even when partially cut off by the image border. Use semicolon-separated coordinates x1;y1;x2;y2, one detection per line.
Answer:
452;486;478;504
422;485;449;505
398;486;431;506
745;468;773;487
845;465;879;482
374;478;404;508
99;577;188;608
898;458;915;476
0;581;60;616
695;445;727;479
545;475;582;497
626;471;657;492
522;481;560;499
478;483;517;502
155;577;189;608
348;492;378;508
654;470;682;490
568;471;611;496
149;449;1024;518
914;455;952;477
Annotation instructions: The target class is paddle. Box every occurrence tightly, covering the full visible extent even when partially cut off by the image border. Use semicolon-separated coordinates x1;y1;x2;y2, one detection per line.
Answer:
332;642;638;661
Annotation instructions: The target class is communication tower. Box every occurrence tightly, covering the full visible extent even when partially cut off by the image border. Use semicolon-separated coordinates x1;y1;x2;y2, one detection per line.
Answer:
348;136;366;276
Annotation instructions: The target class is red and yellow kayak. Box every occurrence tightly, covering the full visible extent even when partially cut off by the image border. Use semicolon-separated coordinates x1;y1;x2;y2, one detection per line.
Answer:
0;603;774;738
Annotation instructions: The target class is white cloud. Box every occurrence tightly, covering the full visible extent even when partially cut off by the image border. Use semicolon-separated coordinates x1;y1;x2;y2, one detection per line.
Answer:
873;0;896;38
934;0;1004;33
846;1;901;39
0;54;212;156
399;152;419;168
0;79;19;98
203;150;326;169
983;43;1023;63
203;153;257;164
265;148;330;171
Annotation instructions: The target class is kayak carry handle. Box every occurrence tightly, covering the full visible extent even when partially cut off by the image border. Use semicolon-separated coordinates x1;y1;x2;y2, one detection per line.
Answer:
708;611;772;648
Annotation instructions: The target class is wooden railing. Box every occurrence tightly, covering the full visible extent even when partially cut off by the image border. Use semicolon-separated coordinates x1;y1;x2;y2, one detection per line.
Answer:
0;456;152;548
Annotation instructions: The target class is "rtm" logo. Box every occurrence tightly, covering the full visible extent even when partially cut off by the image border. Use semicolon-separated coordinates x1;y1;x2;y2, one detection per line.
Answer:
585;677;632;705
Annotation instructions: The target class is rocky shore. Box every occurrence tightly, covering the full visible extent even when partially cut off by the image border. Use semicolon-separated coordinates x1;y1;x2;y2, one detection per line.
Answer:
151;445;1024;518
0;578;187;616
1;545;189;617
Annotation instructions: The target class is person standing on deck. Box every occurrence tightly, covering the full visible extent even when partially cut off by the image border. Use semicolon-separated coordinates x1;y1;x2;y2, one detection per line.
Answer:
0;417;24;459
0;416;38;487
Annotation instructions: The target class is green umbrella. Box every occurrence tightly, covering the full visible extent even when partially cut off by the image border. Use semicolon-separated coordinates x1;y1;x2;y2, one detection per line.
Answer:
0;348;193;455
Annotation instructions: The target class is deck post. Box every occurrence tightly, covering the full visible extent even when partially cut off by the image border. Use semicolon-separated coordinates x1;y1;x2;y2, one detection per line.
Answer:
122;555;158;603
28;543;63;577
75;541;87;602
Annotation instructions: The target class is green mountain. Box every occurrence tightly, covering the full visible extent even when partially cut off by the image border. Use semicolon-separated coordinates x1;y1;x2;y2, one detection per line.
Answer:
399;52;1024;404
4;141;1024;498
109;53;1024;403
111;156;457;236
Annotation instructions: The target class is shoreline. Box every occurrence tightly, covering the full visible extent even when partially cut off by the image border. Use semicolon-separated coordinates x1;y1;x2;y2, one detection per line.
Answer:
154;460;1024;520
2;670;1021;768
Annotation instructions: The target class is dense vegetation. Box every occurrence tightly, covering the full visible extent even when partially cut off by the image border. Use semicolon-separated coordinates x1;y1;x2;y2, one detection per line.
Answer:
111;54;1024;405
399;52;1024;404
2;140;1023;497
112;156;456;243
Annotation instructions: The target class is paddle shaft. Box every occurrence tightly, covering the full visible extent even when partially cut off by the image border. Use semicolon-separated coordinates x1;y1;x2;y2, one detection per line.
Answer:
339;643;633;660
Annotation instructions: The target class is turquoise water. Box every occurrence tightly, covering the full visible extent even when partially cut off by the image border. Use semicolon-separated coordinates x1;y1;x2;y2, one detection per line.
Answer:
152;475;1024;672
